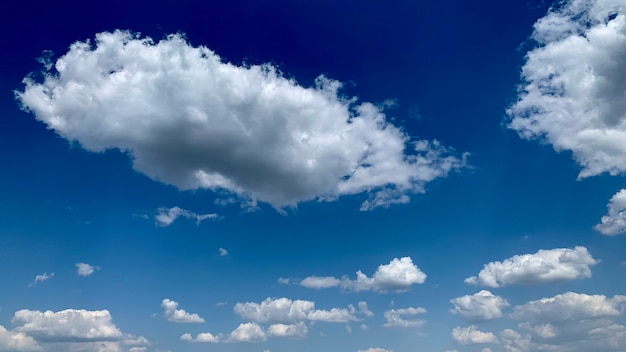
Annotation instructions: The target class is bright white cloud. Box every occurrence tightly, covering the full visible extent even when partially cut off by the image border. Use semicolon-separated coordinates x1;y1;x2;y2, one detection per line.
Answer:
219;247;229;256
267;322;308;338
595;189;626;235
503;292;626;351
180;332;219;343
12;309;123;341
229;322;266;343
161;299;205;323
233;297;356;324
155;206;218;227
76;262;99;277
300;276;341;289
382;307;426;328
465;246;598;287
507;0;626;179
300;257;426;293
357;348;393;352
0;325;40;351
17;30;465;211
450;290;509;322
28;273;54;287
451;325;498;345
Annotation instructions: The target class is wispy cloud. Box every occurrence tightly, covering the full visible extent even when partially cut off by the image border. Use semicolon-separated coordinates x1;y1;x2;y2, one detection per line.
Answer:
155;206;219;227
28;273;54;287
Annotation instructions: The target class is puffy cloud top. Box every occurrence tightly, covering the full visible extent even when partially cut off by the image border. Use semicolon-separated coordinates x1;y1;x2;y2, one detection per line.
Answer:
17;30;465;210
451;325;498;345
465;246;598;287
511;292;626;322
595;189;626;235
233;297;356;324
161;299;205;323
450;290;510;322
508;0;626;179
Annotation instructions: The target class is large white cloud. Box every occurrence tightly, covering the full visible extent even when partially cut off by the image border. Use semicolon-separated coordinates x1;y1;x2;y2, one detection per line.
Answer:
0;325;40;351
233;297;356;324
503;292;626;351
595;189;626;235
450;290;509;322
507;0;626;179
382;307;426;328
16;30;465;210
465;246;598;287
451;325;498;345
161;298;205;323
299;257;426;293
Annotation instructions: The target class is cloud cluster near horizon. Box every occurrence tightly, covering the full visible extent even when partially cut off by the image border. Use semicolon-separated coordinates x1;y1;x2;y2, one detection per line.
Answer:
16;30;465;211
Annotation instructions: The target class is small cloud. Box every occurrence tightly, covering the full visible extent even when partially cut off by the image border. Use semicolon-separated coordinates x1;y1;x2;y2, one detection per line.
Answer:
595;189;626;236
382;307;427;328
277;277;290;285
28;272;54;287
219;248;229;256
155;206;219;227
216;302;228;307
76;263;100;277
161;299;205;323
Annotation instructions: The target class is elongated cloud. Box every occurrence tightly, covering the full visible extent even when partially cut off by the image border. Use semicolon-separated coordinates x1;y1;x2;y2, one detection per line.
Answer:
155;206;218;227
12;309;123;341
299;257;426;293
465;246;597;287
382;307;426;328
161;299;205;323
28;273;54;287
507;0;626;179
451;325;498;345
233;297;356;324
595;189;626;235
16;30;465;210
0;325;40;351
450;290;509;322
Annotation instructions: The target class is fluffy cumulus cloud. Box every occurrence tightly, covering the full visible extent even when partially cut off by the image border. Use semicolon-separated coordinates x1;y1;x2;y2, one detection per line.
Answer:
452;325;498;345
450;290;510;322
299;257;426;293
28;273;54;287
267;322;308;338
233;297;356;324
465;246;598;287
161;299;205;323
503;292;626;351
180;332;219;343
16;30;465;211
595;189;626;235
76;262;99;276
229;322;267;343
382;307;427;328
508;0;626;179
0;325;40;351
154;206;218;227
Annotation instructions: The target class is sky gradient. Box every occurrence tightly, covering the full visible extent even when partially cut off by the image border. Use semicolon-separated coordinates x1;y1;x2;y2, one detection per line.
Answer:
1;0;626;351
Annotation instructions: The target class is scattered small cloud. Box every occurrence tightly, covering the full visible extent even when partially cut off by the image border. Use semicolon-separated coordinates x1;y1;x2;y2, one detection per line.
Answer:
451;325;498;345
28;273;54;287
219;247;229;256
155;206;219;227
161;299;205;323
382;307;427;328
450;290;510;322
75;263;100;277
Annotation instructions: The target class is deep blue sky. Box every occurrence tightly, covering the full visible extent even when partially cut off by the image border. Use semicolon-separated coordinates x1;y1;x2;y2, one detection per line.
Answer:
1;1;625;352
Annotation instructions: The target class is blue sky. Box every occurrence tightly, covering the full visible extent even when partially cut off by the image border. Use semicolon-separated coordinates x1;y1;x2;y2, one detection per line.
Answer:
1;0;626;351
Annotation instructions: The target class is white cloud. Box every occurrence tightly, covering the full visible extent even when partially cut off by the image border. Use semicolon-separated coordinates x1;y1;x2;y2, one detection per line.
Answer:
507;0;626;179
481;348;493;352
267;322;308;338
0;325;40;351
595;189;626;235
503;292;626;351
76;263;100;277
229;322;266;343
300;276;341;289
180;332;219;343
155;206;218;227
382;307;427;328
451;325;498;345
465;246;598;287
161;299;205;323
450;290;510;322
219;247;229;256
28;273;54;287
357;301;374;317
12;309;123;342
17;30;465;211
300;257;426;293
357;349;393;352
233;297;356;324
277;277;290;285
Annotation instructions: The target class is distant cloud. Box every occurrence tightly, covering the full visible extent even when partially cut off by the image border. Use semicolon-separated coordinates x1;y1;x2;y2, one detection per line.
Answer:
451;325;498;345
28;273;54;287
595;189;626;235
161;299;205;323
382;307;426;328
507;0;626;179
233;297;357;324
465;246;598;287
219;247;229;256
155;206;219;227
299;257;426;293
180;332;219;343
267;322;308;338
17;30;465;211
277;277;290;285
450;290;510;322
75;263;99;277
357;348;393;352
229;322;266;343
503;291;626;351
